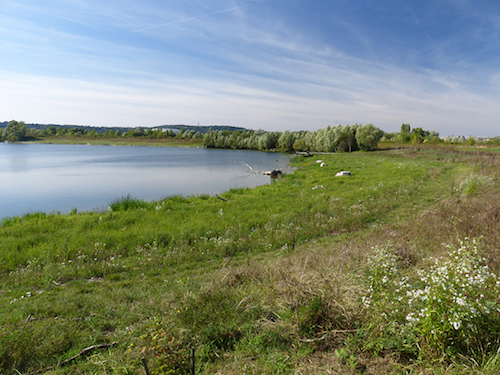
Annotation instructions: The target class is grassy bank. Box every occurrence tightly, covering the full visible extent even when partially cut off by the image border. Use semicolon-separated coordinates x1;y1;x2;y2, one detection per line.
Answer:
26;136;204;147
1;146;500;374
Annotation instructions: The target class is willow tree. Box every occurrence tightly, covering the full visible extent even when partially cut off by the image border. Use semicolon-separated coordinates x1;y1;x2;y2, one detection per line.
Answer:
355;123;383;151
277;131;295;152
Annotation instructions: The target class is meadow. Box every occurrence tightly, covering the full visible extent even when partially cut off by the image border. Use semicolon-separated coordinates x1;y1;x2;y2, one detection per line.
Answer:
1;144;500;374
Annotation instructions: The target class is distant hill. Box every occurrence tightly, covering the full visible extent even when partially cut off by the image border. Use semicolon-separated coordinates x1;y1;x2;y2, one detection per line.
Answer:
155;124;247;134
0;121;132;134
0;121;248;134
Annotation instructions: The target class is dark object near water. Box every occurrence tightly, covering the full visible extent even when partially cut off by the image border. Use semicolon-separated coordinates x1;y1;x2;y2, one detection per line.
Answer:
268;169;283;178
296;151;313;157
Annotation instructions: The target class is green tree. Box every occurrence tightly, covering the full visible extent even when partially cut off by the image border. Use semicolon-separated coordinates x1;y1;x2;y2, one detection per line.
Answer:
355;123;383;151
124;127;145;137
46;126;57;135
292;138;308;152
257;132;278;150
313;126;332;152
399;123;411;142
341;124;359;152
401;123;411;133
277;130;295;152
70;127;85;136
203;129;216;147
56;127;68;136
331;124;358;152
2;120;27;141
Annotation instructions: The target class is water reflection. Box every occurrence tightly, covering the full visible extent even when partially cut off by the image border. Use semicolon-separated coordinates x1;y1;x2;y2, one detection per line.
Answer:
0;144;289;218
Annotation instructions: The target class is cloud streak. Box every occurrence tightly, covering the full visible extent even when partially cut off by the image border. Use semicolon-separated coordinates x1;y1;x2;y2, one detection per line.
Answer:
133;4;250;33
1;1;500;136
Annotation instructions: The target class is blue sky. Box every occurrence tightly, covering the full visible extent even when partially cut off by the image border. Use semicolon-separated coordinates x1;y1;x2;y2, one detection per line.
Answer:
1;0;500;135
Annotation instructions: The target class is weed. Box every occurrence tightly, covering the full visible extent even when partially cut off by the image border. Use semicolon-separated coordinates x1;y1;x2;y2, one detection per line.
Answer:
363;238;500;359
108;195;149;211
457;173;494;196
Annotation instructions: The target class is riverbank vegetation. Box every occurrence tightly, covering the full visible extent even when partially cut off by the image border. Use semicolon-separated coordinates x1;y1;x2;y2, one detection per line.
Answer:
4;120;500;150
2;144;500;374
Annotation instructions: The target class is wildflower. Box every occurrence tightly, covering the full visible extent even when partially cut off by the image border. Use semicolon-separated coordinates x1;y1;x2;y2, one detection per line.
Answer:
363;237;500;353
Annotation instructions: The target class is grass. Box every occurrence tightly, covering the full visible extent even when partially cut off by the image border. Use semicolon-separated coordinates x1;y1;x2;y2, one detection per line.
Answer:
26;135;204;147
1;145;500;374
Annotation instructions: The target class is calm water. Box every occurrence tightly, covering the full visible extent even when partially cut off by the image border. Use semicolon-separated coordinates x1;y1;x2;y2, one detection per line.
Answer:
0;143;289;219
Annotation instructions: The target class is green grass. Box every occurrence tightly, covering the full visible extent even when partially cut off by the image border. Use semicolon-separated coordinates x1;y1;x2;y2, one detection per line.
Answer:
1;146;499;374
26;135;204;147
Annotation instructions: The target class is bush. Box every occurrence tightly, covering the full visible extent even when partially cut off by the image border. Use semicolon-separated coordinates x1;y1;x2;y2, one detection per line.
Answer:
363;238;500;358
458;173;494;196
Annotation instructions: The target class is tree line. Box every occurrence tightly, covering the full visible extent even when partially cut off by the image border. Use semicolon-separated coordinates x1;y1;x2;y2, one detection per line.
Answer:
0;121;206;141
203;123;384;152
3;120;499;149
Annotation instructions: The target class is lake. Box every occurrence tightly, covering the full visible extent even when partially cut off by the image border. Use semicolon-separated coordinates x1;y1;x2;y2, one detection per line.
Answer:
0;143;290;219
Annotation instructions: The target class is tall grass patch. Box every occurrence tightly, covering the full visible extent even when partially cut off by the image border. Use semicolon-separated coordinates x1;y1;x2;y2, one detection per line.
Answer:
362;238;500;360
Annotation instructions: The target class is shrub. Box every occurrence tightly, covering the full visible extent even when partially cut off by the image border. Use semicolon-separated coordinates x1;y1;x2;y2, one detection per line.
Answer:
140;319;192;375
363;238;500;358
458;173;494;196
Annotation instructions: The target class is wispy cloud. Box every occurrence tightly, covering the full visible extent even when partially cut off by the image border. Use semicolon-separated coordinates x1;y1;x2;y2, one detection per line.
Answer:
133;4;251;33
2;1;500;136
4;0;102;29
405;5;432;42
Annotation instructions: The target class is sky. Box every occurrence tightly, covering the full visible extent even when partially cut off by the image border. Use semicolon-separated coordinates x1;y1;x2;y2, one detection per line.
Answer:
1;0;500;136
